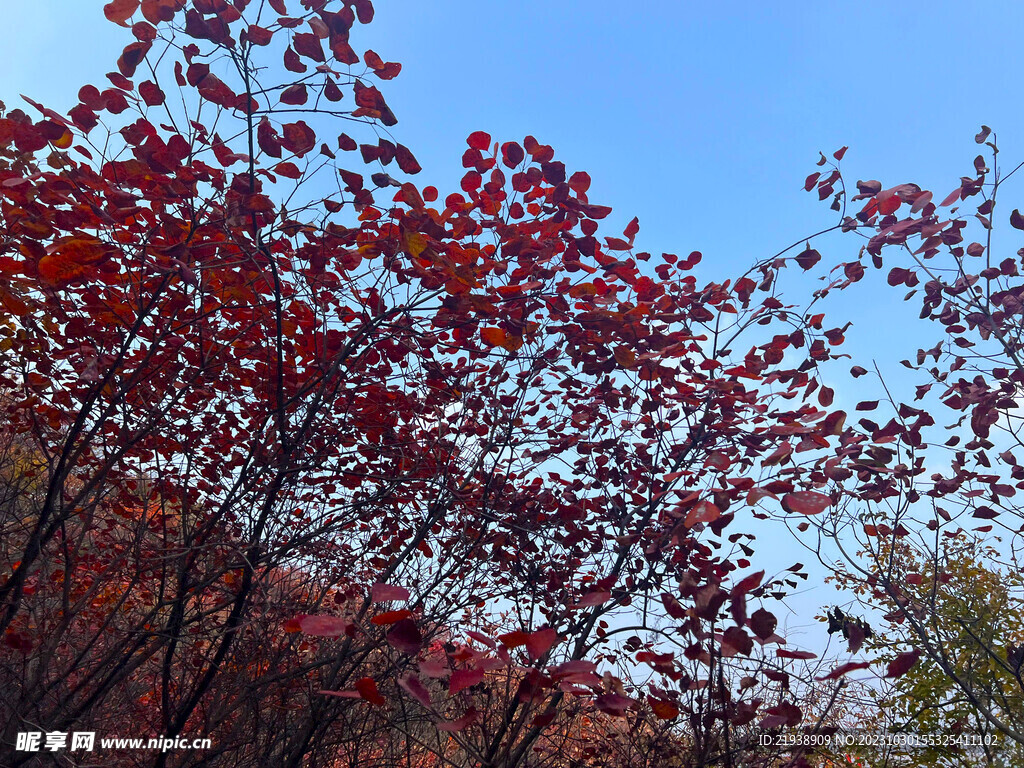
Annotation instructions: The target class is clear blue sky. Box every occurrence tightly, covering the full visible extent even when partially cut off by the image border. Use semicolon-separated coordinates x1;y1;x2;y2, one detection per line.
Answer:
4;0;1022;277
2;0;1021;652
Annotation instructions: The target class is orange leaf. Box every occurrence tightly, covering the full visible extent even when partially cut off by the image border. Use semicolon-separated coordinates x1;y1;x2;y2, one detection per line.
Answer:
480;327;508;348
37;254;93;286
649;698;679;720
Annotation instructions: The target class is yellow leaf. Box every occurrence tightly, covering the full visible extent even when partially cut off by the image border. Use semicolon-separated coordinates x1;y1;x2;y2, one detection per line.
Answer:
403;230;428;258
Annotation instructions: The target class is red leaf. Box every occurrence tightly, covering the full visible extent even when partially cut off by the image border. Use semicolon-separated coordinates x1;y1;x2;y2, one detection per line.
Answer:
418;658;449;678
317;689;361;699
371;609;413;625
364;49;401;79
140;0;179;24
353;0;374;23
104;0;140;25
816;661;871;681
139;80;165;106
940;186;962;207
117;41;151;78
595;693;635;717
293;32;325;62
371;583;410;603
795;247;821;270
461;170;482;193
569;170;592;195
549;660;599;684
398;674;432;707
781;491;832;516
501;141;525;168
281;121;316;156
910;190;933;213
885;649;921;678
525;628;557;659
684;499;720;528
449;668;485;694
731;570;764;596
284;47;306;73
466;630;496;648
437;707;478;732
722;626;753;656
352;81;396;125
844;261;865;281
758;702;802;729
274;162;301;179
355;677;386;706
777;649;817;660
623;215;640;242
258;118;282;157
288;614;352;637
480;327;518;350
247;24;273;46
498;631;529;649
467;131;491;151
877;193;900;215
394;143;421;174
572;591;611;609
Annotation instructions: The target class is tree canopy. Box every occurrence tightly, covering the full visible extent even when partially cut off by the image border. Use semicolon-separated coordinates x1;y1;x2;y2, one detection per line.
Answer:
2;2;1023;768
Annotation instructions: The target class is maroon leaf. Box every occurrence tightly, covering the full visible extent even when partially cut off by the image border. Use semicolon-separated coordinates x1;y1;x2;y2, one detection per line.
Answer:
795;246;821;270
386;618;423;654
885;649;922;678
394;143;421;174
749;608;777;640
280;83;308;105
816;661;871;681
595;693;635;717
777;649;817;660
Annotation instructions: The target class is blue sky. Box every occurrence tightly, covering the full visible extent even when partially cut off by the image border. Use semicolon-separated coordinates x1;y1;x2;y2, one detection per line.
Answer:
5;1;1022;273
2;1;1021;654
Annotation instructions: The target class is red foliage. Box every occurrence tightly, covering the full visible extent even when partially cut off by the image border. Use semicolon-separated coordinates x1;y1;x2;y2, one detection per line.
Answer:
0;2;864;765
